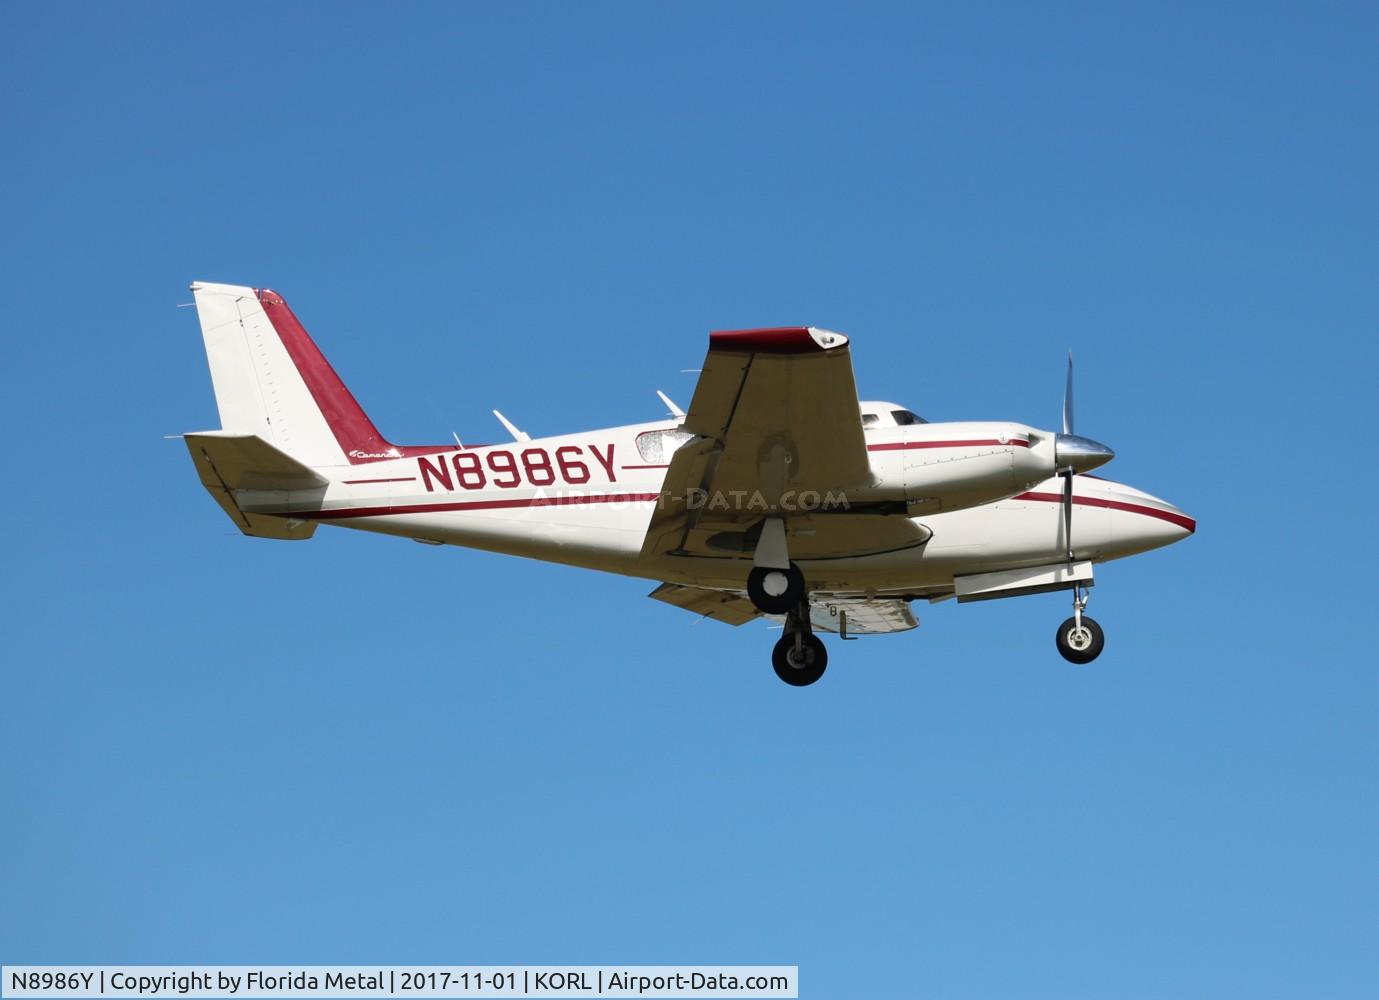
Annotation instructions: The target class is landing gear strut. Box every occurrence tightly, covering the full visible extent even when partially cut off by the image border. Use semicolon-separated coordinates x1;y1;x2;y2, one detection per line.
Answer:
772;604;827;686
1055;583;1104;664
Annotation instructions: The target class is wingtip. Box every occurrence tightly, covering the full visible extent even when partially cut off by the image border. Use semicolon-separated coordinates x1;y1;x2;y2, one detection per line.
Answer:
709;327;849;354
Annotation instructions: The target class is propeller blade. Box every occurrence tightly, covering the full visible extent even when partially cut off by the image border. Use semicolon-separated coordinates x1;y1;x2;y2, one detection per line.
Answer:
1062;351;1074;436
1054;353;1114;473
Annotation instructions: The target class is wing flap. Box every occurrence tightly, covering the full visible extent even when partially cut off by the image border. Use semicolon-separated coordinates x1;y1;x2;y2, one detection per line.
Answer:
651;582;918;635
683;513;931;561
648;583;760;626
800;596;919;635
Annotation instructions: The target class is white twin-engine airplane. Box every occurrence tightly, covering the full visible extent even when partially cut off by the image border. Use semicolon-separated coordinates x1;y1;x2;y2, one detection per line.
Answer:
184;282;1194;686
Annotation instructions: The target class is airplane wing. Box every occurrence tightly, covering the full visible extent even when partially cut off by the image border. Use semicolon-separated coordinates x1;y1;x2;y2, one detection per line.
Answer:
649;582;918;635
641;327;873;559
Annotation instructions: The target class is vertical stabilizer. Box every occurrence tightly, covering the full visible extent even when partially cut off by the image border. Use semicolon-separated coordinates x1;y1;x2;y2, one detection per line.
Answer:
190;282;401;467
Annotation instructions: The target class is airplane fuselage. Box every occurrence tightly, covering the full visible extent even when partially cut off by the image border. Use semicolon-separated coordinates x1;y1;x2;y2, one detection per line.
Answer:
234;417;1194;598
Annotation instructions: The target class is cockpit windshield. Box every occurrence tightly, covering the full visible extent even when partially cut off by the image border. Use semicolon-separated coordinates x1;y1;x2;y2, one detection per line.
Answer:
858;402;927;428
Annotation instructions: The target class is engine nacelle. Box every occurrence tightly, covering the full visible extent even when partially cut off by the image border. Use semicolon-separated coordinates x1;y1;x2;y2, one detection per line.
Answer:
904;423;1057;513
847;422;1060;515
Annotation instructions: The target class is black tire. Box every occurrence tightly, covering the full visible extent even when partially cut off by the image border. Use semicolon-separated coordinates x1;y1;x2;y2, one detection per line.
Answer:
747;564;806;615
772;633;828;686
1055;615;1105;664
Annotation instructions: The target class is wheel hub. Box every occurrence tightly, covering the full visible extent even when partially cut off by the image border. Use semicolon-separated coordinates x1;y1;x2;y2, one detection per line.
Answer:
762;571;790;597
1065;625;1093;651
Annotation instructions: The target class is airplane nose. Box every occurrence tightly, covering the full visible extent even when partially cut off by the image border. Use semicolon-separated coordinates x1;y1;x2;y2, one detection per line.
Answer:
1111;491;1196;555
1055;434;1116;474
1167;504;1196;537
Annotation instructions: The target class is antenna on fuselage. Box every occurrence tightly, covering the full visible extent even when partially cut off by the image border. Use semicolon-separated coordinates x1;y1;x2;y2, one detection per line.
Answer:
452;431;463;448
492;410;531;442
656;390;685;419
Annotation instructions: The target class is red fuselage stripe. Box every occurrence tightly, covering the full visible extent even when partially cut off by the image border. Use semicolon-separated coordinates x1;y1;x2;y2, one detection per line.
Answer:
286;491;663;520
1016;491;1196;532
282;485;1193;533
341;477;419;485
867;438;1030;452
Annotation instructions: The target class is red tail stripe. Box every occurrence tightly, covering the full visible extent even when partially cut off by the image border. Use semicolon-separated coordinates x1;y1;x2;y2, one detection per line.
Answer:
256;289;452;465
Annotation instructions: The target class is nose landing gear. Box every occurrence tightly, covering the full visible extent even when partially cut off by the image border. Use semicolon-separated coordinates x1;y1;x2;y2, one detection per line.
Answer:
1055;584;1104;664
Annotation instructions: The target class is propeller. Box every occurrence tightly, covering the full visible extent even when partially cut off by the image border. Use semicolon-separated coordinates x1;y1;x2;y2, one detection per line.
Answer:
1061;457;1077;568
1053;352;1115;567
1061;352;1076;567
1063;349;1075;437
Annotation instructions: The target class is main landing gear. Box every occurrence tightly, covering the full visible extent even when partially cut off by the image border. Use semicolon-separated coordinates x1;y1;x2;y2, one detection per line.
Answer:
747;564;806;615
1055;583;1104;664
748;562;826;686
749;519;826;685
772;604;827;686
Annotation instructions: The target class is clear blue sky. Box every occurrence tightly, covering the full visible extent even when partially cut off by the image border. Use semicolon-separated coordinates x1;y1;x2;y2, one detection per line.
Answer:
3;4;1376;997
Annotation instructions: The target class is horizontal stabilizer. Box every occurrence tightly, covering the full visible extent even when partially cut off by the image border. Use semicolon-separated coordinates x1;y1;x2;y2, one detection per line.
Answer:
184;432;328;490
184;432;326;540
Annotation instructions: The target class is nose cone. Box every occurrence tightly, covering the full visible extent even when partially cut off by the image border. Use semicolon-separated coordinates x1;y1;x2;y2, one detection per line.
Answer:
1096;480;1197;557
1145;500;1196;542
1055;434;1115;474
1126;499;1196;555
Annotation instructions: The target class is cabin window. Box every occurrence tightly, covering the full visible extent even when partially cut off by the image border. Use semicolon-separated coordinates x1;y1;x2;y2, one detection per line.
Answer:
861;413;880;426
635;429;692;464
891;409;927;425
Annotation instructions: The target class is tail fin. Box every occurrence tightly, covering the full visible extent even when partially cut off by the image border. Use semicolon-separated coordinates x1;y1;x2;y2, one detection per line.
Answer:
190;282;402;467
